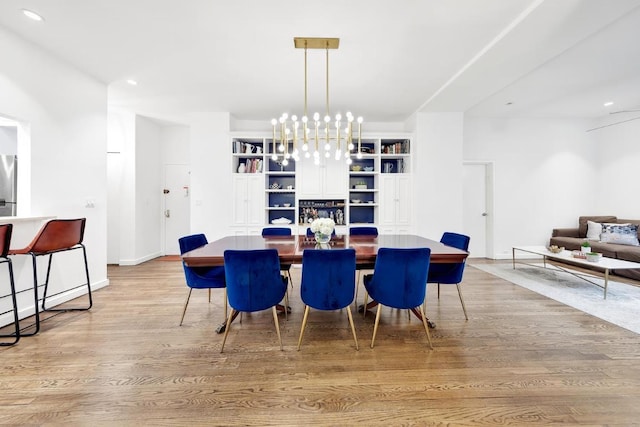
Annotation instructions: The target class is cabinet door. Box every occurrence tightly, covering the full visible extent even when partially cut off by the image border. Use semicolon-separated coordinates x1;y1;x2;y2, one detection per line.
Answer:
232;176;249;226
246;175;264;227
298;161;323;197
232;175;264;227
395;175;412;227
379;175;397;228
323;160;348;198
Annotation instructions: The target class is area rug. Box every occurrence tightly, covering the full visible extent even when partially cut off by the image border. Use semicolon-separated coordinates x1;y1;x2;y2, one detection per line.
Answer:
470;261;640;334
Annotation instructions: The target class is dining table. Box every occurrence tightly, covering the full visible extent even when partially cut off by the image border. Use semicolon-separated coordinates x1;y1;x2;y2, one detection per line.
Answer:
181;234;469;333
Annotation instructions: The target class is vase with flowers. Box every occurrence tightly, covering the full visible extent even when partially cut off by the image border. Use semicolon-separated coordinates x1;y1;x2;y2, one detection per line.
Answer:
310;218;335;244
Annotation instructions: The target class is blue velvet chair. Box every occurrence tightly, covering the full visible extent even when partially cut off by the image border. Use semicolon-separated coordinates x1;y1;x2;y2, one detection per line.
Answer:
363;247;433;349
427;232;471;320
221;249;288;353
349;226;378;308
178;234;226;326
0;224;19;346
297;248;358;350
262;227;294;287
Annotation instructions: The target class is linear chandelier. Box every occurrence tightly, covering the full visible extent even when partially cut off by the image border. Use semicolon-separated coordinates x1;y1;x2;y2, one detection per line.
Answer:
270;37;363;166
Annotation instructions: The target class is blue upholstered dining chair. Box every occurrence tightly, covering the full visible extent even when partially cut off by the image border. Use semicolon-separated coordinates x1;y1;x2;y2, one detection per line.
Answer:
221;249;288;353
363;247;433;349
261;227;294;287
427;232;471;320
297;248;358;350
178;234;226;326
349;226;378;309
0;224;20;346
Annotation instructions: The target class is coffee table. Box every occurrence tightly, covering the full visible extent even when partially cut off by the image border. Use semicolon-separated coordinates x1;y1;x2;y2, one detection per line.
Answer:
512;246;640;299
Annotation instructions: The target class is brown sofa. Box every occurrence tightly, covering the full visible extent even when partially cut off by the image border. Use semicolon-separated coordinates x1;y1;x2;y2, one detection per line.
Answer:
549;215;640;281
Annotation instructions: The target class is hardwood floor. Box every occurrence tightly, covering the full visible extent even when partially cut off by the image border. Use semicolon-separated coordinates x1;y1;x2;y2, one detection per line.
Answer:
2;258;640;425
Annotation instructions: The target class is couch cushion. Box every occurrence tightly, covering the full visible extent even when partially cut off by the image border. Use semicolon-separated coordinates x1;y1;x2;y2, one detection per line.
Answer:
618;219;640;239
578;216;617;238
587;241;618;258
600;224;640;246
587;221;629;241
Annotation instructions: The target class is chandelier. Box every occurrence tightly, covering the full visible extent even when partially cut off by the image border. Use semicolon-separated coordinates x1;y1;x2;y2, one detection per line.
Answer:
270;37;363;167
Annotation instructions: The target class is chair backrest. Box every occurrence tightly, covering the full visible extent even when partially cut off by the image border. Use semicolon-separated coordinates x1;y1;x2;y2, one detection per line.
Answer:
262;227;292;237
179;233;208;254
178;234;225;289
367;247;431;309
223;249;287;312
428;232;470;284
441;232;470;252
349;226;378;236
300;248;356;310
26;218;86;254
0;223;12;258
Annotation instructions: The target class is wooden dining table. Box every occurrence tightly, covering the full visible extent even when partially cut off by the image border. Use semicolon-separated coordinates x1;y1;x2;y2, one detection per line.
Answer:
181;234;469;333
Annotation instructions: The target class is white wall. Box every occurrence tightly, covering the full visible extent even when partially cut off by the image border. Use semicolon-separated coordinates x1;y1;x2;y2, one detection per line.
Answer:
413;112;465;239
0;25;108;320
0;125;17;154
464;116;597;258
592;118;640;218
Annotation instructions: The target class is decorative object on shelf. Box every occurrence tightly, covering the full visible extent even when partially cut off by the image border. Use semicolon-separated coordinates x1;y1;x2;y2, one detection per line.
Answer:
283;203;291;207
270;182;280;189
363;166;374;172
311;217;335;244
581;240;591;253
354;182;367;189
270;37;363;167
351;165;362;172
237;163;246;173
271;217;292;225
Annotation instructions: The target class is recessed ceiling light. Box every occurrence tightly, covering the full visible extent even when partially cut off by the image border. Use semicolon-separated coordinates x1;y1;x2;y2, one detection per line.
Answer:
126;79;138;86
505;101;513;106
604;101;614;107
22;9;44;22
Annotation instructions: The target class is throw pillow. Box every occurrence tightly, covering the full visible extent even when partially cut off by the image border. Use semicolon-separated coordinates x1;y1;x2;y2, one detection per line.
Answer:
600;224;640;246
586;221;629;241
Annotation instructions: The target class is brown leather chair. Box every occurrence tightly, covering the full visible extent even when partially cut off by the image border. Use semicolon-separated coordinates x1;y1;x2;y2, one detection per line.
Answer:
0;224;20;346
9;218;92;335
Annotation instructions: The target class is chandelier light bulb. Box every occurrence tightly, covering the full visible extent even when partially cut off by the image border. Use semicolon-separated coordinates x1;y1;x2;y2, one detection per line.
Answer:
279;117;285;124
278;144;284;152
282;159;289;166
356;152;363;159
305;151;311;158
313;150;319;158
285;128;290;135
324;142;331;151
324;115;331;123
302;143;309;151
346;112;353;120
302;116;308;123
314;157;320;165
271;119;277;126
271;154;278;161
325;151;330;158
357;116;363;124
291;115;298;122
346;157;353;165
335;113;342;121
284;152;290;159
348;142;355;150
282;113;289;120
313;112;320;121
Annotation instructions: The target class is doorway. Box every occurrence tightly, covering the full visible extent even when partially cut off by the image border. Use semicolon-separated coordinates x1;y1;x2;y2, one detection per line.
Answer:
463;162;494;258
163;164;190;255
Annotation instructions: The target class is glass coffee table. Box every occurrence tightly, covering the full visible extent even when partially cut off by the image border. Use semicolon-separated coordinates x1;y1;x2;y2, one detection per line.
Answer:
512;246;640;299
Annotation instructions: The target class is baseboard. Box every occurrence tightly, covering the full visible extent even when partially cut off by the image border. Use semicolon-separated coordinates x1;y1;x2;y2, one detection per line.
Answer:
118;252;163;266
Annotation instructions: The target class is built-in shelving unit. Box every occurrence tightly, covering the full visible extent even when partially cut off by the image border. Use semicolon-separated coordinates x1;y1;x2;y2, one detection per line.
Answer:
231;134;412;233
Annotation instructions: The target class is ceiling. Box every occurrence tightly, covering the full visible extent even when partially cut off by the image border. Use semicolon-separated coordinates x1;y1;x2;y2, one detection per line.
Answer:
1;0;640;124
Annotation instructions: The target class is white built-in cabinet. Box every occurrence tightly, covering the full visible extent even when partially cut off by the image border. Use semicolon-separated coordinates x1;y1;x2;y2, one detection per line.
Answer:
231;134;412;234
378;174;412;234
231;174;264;235
298;160;347;199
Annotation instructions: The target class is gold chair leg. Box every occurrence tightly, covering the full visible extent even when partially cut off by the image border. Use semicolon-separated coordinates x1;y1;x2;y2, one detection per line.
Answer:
286;270;293;289
220;309;237;353
363;292;369;319
223;288;228;318
354;270;361;310
418;305;433;350
456;283;468;320
179;289;193;326
208;288;211;303
272;306;283;351
346;306;359;350
297;305;311;350
370;304;383;348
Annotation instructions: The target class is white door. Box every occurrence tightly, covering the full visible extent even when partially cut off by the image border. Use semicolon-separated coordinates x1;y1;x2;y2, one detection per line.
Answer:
164;164;190;255
463;163;490;258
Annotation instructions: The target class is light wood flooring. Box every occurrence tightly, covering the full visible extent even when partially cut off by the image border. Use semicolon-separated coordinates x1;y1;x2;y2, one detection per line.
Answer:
1;258;640;425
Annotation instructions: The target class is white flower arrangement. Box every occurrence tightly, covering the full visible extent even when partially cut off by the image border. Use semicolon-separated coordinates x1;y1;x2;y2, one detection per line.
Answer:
310;217;335;236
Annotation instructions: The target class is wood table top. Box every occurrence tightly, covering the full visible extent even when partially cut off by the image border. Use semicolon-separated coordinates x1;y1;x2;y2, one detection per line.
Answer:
182;234;468;267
